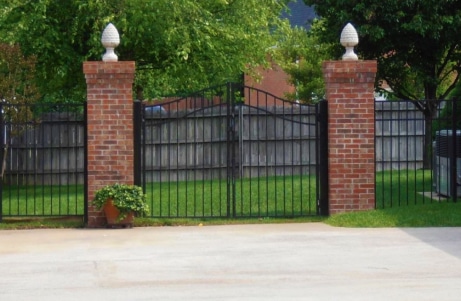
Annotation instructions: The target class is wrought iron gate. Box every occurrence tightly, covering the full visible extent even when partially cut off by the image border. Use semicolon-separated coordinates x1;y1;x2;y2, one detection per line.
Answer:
135;83;328;218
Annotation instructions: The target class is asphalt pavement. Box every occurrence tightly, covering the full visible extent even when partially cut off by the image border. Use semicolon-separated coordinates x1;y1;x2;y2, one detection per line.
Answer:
1;223;461;301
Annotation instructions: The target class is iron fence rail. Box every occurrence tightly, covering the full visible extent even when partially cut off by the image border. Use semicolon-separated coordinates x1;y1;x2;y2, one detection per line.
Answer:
3;96;457;221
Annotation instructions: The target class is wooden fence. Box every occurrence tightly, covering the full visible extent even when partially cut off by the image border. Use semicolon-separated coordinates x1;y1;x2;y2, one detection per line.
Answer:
142;105;318;183
5;101;433;184
375;101;425;171
3;112;85;185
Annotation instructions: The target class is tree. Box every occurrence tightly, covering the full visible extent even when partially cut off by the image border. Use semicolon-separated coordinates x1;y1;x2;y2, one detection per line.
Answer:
0;43;40;177
0;0;125;103
120;0;291;99
304;0;461;168
273;19;333;103
0;43;40;120
0;0;291;102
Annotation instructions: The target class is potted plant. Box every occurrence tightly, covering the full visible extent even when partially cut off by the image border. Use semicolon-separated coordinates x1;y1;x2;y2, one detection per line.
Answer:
92;183;149;227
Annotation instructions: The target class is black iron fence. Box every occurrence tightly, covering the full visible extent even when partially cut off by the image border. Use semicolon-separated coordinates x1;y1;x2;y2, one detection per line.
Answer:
0;102;87;221
136;83;328;218
375;98;460;208
4;96;458;221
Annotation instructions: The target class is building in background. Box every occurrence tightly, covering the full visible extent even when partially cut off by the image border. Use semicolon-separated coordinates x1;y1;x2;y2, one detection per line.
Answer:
245;1;315;102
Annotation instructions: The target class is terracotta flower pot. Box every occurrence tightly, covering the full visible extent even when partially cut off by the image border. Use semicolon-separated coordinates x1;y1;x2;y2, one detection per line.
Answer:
103;199;134;228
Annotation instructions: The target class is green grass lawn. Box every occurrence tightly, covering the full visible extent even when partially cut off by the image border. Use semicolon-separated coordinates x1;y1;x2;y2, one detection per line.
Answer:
331;169;461;227
376;169;440;208
1;170;460;229
145;175;318;218
0;175;318;218
1;184;85;217
326;201;461;227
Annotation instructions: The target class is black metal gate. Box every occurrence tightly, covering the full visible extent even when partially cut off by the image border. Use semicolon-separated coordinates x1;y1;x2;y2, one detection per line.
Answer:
135;83;328;218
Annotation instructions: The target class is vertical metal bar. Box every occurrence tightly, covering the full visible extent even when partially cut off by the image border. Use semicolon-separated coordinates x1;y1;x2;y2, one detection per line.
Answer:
239;102;244;217
154;104;164;217
238;84;244;217
133;101;142;188
201;93;206;217
290;99;295;215
397;103;402;206
182;99;187;216
273;93;278;216
414;102;419;203
83;102;89;224
192;95;197;217
6;103;12;217
33;103;39;216
226;82;232;218
376;100;381;208
298;102;304;214
154;105;161;217
65;106;70;215
450;98;458;202
175;102;179;217
265;93;269;215
374;100;378;209
220;86;226;217
0;103;3;222
389;102;394;208
73;104;79;216
404;103;410;205
317;100;329;216
72;104;77;215
45;105;50;215
58;106;63;215
59;104;64;215
433;102;440;202
209;92;215;217
163;104;169;217
254;86;261;217
49;106;53;215
456;98;460;203
231;83;237;218
280;99;287;216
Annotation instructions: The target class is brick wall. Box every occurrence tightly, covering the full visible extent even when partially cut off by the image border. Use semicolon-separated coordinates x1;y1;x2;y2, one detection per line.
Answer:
322;60;377;214
83;61;136;227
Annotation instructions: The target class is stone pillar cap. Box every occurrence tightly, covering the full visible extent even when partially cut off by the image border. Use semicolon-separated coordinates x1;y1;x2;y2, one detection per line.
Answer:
101;23;120;62
340;23;359;61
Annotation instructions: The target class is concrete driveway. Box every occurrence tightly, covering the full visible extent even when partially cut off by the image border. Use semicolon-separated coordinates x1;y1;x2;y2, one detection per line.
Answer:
1;223;460;301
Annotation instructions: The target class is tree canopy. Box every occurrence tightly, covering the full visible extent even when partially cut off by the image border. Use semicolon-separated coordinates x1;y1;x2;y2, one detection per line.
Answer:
304;0;461;167
0;0;291;102
0;43;40;135
305;0;461;102
273;19;332;103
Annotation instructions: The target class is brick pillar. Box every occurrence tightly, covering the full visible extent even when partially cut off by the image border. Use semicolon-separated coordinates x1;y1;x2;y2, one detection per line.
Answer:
322;60;377;214
83;61;136;227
